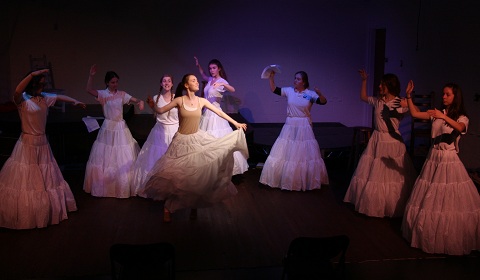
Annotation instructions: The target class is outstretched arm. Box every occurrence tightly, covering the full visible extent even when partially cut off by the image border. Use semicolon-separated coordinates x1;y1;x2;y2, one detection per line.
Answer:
201;98;247;131
129;96;144;111
147;95;178;114
56;95;87;109
87;64;99;97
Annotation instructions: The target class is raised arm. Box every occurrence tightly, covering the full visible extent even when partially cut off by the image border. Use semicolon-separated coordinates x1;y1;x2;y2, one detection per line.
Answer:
14;69;49;104
87;64;99;97
405;80;430;120
201;98;247;131
147;95;178;114
268;71;277;92
194;56;210;81
358;69;369;103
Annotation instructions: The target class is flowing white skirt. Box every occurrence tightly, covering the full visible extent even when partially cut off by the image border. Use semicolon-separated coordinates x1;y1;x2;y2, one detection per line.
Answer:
0;133;77;229
141;129;248;212
132;122;178;196
259;117;329;191
344;131;417;217
402;148;480;255
83;119;140;198
200;106;249;175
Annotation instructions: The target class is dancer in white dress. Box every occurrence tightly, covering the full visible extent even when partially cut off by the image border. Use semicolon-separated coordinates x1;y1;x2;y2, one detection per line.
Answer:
259;70;329;191
83;64;144;198
132;74;179;196
344;70;417;217
0;69;84;229
141;74;248;222
402;81;480;255
194;57;249;175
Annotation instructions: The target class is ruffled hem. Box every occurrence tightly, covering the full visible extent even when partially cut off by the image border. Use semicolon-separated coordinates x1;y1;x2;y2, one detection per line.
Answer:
200;110;249;175
344;131;417;217
259;118;329;191
142;129;248;212
131;122;178;195
402;149;480;255
0;136;77;229
83;120;140;198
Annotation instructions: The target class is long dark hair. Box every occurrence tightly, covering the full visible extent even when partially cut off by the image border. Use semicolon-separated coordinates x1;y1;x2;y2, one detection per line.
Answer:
295;71;310;89
442;82;468;120
104;71;119;87
174;74;194;98
208;59;228;80
380;73;400;96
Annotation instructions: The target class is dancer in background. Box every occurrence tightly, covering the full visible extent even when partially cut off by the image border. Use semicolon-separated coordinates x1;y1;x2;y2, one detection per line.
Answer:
83;64;144;198
132;74;179;196
194;57;249;175
344;69;416;218
0;69;84;229
259;70;329;191
402;81;480;255
141;74;248;222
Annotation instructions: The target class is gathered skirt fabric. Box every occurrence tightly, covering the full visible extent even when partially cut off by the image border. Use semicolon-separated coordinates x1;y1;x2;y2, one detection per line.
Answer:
259;117;329;191
132;122;178;196
344;131;417;217
402;148;480;255
83;119;140;198
200;107;249;175
0;133;77;229
141;129;248;212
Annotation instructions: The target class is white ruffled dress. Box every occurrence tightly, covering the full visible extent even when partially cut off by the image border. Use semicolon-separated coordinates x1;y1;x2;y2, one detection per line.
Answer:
132;94;179;196
0;93;77;229
402;113;480;255
344;96;417;217
141;97;248;212
199;77;249;175
259;87;329;191
83;90;140;198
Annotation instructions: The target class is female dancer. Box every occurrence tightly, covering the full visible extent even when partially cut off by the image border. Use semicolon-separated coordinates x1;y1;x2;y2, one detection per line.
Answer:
402;81;480;255
141;74;248;222
83;64;144;198
132;74;179;195
194;57;249;175
0;69;84;229
259;70;329;191
344;69;417;217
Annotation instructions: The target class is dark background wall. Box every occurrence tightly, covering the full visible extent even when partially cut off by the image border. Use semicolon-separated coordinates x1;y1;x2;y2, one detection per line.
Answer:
1;0;479;168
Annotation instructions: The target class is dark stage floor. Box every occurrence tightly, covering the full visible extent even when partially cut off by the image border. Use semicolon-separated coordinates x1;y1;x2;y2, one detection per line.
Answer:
1;110;479;280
